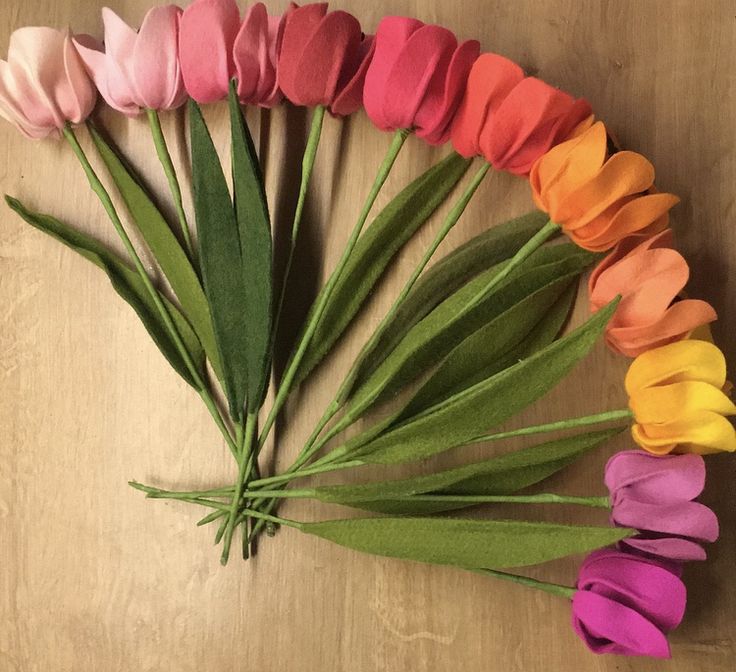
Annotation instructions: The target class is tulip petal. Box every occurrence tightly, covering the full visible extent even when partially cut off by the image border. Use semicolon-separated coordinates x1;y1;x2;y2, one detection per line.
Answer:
0;59;55;138
613;500;719;542
331;35;375;117
621;536;707;562
632;409;736;455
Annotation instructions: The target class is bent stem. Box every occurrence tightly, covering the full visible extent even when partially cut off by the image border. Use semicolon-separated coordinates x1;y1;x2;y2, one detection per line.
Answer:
297;161;493;467
272;104;326;341
66;123;238;459
473;568;575;599
146;108;196;263
257;127;411;451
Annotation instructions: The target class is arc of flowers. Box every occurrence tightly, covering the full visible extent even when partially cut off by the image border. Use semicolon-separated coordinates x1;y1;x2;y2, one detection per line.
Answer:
0;0;733;660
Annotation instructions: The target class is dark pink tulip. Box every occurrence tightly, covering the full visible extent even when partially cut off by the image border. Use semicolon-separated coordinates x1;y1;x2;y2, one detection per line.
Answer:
572;549;686;658
364;16;480;145
605;450;719;561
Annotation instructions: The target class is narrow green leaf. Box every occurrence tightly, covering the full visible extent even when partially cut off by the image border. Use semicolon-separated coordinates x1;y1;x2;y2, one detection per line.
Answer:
6;196;204;387
309;428;623;514
350;299;619;465
88;125;223;382
293;152;472;385
354;210;553;384
303;516;632;569
344;244;596;424
229;85;272;411
189;99;248;419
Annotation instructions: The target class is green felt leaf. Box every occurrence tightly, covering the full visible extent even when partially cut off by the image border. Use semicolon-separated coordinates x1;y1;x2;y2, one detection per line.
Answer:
302;516;632;569
293;152;472;386
6;196;204;387
352;210;553;386
189;99;248;419
88;125;222;382
308;428;622;514
229;85;273;411
348;299;618;465
343;244;596;425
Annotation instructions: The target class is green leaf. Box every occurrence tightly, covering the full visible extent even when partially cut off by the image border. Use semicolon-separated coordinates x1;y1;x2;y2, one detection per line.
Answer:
307;428;623;514
189;99;248;419
353;210;553;385
349;298;619;465
293;152;472;386
302;516;632;569
6;195;204;387
343;244;596;424
88;125;223;382
229;85;273;411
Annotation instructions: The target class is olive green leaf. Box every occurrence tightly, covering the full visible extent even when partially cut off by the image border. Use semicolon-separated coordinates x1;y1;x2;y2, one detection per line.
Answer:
6;195;204;387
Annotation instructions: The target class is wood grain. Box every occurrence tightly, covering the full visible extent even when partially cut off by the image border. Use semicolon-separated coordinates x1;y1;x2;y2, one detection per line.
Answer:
1;1;735;670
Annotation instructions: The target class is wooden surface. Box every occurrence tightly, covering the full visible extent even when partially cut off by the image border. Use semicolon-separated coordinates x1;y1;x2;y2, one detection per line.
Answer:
1;1;735;670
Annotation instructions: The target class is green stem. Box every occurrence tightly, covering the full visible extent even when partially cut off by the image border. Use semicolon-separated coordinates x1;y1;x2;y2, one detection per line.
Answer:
272;105;326;342
129;481;234;499
67;124;238;459
468;410;633;444
296;161;492;467
146;108;196;262
220;411;258;565
241;490;611;508
257;128;410;451
248;460;363;490
238;508;303;530
473;568;575;599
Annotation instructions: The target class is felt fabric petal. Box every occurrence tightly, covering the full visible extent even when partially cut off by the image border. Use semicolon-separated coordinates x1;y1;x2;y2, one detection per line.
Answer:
62;34;97;123
613;500;719;542
621;537;707;562
450;52;524;158
632;409;736;455
630;381;736;423
179;0;240;103
0;60;54;138
572;591;672;658
331;35;375;117
133;5;186;110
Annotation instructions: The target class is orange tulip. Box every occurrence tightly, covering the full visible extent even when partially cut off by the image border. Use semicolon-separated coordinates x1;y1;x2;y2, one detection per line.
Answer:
529;121;680;251
589;230;717;357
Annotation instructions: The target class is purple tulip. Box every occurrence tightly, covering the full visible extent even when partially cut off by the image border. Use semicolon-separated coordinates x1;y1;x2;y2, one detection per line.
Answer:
572;549;686;658
604;450;719;561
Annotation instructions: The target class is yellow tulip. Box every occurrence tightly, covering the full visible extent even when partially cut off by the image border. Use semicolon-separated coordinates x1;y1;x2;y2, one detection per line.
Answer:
625;339;736;455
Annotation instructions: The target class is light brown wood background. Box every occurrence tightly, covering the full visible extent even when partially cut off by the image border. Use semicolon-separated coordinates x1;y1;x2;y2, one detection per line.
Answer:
1;1;735;670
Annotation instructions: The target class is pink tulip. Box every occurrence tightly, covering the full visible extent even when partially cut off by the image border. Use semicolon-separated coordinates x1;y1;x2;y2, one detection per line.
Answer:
73;6;187;116
0;27;96;139
364;17;480;145
179;0;286;106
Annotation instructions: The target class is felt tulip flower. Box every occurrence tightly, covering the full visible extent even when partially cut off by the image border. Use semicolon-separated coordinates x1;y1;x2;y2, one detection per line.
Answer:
589;229;717;357
572;548;686;658
278;3;374;116
180;0;286;106
530;121;680;251
605;450;719;561
626;339;736;455
451;53;592;176
364;16;480;145
73;6;187;116
0;27;96;139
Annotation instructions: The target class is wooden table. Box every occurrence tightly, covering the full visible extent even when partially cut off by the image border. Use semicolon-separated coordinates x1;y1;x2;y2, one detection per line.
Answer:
1;1;734;670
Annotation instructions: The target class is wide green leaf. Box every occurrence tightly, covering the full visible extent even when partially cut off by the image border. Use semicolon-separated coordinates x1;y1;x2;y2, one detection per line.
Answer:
304;428;622;514
229;85;273;411
293;152;472;386
6;196;204;387
88;125;222;382
302;516;632;569
353;210;552;386
189;99;248;419
348;299;618;464
343;245;596;424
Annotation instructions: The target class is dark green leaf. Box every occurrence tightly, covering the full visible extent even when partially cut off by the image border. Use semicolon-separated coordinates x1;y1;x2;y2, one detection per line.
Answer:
88;125;222;382
303;516;632;569
307;428;623;514
189;99;248;419
293;152;472;386
6;196;204;387
229;85;272;411
353;210;553;385
349;299;619;464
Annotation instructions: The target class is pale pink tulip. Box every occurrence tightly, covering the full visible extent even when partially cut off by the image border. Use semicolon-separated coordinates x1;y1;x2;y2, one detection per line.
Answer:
74;6;187;116
0;27;96;139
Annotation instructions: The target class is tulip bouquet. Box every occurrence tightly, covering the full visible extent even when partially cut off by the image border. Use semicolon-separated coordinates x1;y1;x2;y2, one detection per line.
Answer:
1;0;733;660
